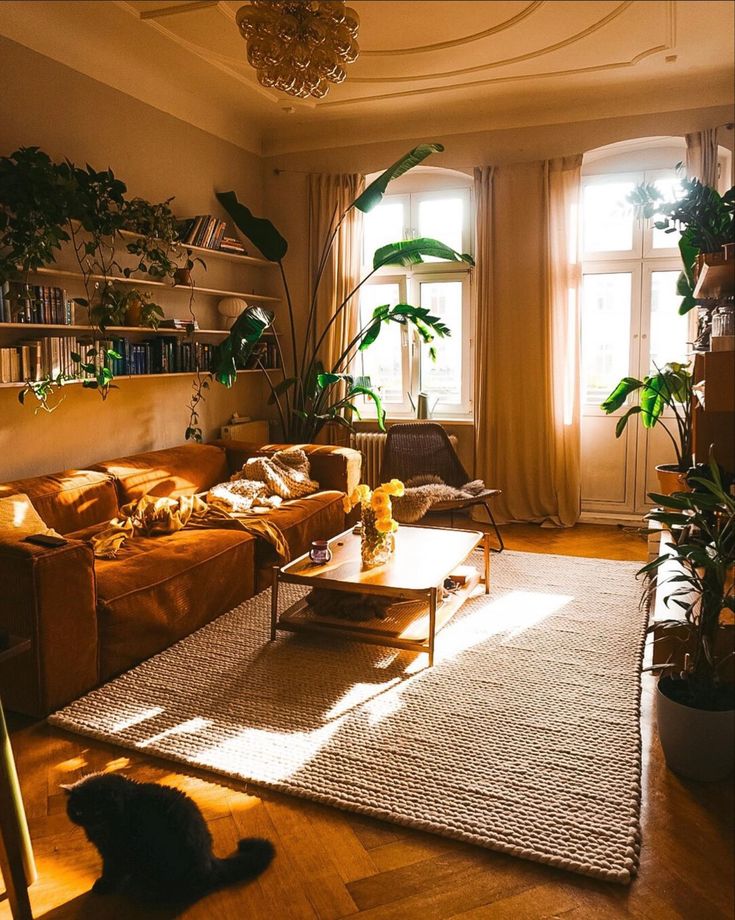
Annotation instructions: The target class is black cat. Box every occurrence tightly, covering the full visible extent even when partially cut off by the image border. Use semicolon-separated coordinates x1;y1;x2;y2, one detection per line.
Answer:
63;772;275;900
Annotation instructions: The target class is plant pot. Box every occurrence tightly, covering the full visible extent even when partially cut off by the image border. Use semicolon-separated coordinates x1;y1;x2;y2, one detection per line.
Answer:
656;677;735;781
125;296;143;327
173;267;192;286
655;464;691;495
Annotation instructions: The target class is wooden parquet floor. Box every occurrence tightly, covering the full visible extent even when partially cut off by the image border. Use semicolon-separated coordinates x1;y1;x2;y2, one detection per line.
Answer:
2;523;733;920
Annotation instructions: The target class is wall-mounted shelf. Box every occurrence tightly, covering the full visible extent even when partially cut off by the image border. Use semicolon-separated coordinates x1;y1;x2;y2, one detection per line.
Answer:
0;323;280;339
119;230;276;269
693;259;735;299
0;368;276;389
29;268;280;303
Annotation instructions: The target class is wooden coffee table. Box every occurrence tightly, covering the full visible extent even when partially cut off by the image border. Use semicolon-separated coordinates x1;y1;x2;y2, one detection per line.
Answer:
270;525;489;666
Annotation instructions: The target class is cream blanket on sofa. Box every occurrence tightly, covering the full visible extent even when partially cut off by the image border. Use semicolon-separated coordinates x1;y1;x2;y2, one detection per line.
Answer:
207;448;319;514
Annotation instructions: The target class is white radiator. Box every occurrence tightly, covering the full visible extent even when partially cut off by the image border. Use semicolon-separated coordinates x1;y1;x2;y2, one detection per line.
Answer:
350;430;459;489
350;432;387;488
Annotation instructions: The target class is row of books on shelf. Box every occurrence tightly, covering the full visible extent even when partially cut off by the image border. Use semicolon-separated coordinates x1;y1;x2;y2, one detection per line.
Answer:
176;215;246;254
0;335;280;383
0;283;71;325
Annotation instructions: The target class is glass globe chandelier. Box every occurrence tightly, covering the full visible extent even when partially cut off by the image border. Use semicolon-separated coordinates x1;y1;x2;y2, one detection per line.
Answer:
236;1;360;100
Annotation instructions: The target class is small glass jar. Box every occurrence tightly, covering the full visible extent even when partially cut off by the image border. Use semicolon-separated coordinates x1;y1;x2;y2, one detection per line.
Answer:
309;539;332;565
712;304;735;337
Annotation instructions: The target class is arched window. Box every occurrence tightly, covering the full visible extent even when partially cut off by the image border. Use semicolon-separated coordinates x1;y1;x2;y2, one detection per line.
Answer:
358;166;474;419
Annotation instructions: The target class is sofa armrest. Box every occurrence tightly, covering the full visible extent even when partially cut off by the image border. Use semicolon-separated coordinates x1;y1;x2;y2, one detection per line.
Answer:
0;537;98;717
211;440;362;496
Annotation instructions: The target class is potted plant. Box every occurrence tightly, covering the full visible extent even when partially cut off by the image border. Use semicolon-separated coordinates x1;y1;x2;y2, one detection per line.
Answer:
184;143;468;442
629;173;735;317
601;361;693;494
640;454;735;781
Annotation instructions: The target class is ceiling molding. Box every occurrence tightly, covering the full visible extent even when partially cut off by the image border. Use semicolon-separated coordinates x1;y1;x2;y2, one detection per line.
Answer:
349;1;637;83
319;44;672;109
359;1;544;56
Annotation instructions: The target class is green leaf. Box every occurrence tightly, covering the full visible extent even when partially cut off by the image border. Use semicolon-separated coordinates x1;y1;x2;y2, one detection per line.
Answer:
374;237;474;270
349;383;386;431
352;143;445;213
267;376;297;405
215;191;287;262
316;372;345;389
601;377;643;413
211;304;274;386
615;405;641;438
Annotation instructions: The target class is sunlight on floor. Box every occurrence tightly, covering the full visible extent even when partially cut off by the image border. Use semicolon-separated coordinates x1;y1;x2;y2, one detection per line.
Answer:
324;677;403;720
404;588;573;674
136;717;211;749
110;705;164;733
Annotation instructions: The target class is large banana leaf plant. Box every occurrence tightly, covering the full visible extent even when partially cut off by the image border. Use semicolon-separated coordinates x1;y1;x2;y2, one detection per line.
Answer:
186;143;474;442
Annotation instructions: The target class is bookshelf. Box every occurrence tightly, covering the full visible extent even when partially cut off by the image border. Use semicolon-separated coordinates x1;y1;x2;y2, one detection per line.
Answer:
118;230;277;269
30;268;280;303
0;368;268;389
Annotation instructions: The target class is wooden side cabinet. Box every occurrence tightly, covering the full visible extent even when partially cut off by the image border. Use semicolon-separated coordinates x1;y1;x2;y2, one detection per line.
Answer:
692;351;735;472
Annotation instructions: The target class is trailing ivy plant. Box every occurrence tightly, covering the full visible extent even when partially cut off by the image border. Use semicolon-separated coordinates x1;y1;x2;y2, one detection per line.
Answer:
185;143;473;442
0;147;198;410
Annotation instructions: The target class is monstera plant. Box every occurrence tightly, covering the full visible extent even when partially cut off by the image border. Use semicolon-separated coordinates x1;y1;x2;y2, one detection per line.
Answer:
186;143;471;441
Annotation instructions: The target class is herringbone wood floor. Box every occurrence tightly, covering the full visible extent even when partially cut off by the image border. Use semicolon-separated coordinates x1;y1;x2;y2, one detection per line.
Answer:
2;523;733;920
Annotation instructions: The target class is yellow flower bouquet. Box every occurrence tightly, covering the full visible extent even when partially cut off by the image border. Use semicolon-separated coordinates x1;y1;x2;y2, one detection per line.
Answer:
343;479;405;568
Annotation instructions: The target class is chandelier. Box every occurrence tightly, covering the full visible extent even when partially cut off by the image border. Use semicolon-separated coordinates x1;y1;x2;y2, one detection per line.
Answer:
236;1;360;100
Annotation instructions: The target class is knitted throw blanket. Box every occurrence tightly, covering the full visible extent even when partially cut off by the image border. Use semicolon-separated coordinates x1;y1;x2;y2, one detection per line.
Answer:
207;448;319;514
392;474;487;523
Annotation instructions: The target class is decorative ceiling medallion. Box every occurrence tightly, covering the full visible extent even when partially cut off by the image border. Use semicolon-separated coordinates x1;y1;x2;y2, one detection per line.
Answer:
236;0;360;99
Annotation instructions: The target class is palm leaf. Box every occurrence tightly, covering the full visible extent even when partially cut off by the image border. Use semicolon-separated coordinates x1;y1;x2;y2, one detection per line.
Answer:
374;237;474;270
352;144;444;213
215;191;287;262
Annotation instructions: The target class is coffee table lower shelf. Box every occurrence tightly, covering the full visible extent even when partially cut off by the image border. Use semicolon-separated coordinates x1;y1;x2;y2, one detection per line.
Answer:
273;567;480;663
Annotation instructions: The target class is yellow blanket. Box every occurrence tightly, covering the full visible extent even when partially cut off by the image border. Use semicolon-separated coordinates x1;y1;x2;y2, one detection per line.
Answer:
91;493;289;562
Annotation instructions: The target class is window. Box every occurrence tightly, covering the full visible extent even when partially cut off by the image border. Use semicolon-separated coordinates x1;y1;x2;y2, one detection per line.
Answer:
359;186;473;418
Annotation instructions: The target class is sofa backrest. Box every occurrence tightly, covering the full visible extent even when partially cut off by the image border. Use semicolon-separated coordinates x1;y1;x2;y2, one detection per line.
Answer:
92;443;229;504
0;470;119;535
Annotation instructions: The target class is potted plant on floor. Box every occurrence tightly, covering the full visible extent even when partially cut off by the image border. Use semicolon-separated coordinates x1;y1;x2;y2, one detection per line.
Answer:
640;454;735;781
601;361;693;494
183;143;468;442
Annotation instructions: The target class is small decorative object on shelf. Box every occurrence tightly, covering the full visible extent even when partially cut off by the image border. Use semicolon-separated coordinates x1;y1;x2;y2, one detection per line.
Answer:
308;539;332;565
217;296;248;329
343;480;405;569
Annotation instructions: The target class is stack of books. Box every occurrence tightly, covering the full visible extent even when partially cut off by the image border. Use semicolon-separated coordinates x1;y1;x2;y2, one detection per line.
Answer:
0;336;76;382
0;283;71;324
176;216;246;254
108;337;216;376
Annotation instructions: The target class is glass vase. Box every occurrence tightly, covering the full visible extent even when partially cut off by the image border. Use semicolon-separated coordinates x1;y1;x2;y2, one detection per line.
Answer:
360;506;394;569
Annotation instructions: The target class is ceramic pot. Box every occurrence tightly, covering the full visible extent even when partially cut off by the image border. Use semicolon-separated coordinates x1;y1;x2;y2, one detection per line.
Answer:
656;677;735;781
125;295;143;327
655;464;691;495
173;267;192;286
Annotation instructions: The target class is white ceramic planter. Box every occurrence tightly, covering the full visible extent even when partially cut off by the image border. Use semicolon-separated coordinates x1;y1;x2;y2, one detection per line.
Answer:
656;678;735;781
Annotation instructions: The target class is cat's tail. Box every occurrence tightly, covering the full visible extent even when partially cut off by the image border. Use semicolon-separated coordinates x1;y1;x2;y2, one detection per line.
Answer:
212;837;275;888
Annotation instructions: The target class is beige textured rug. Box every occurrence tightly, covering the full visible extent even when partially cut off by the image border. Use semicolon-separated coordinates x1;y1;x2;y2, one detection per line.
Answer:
50;550;646;884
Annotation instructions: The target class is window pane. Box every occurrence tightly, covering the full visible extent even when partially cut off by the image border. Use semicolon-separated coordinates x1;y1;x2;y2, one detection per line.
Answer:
651;176;683;250
419;281;463;405
582;273;632;404
359;282;404;404
649;270;689;371
583;181;635;252
363;201;405;267
417;196;464;261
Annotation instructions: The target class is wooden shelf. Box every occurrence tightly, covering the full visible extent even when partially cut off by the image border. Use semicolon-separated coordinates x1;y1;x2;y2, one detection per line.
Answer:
29;268;280;303
0;368;277;389
693;259;735;299
119;229;275;269
0;323;280;339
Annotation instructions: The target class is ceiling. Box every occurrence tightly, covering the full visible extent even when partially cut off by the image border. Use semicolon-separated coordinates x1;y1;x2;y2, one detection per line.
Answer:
0;1;733;156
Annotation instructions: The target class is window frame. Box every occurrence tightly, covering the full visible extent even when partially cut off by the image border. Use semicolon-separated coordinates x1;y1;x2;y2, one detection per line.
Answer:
358;187;475;421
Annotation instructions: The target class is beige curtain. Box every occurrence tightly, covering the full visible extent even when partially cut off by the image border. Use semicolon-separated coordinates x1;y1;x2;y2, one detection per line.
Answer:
685;129;719;187
473;157;582;526
307;174;365;375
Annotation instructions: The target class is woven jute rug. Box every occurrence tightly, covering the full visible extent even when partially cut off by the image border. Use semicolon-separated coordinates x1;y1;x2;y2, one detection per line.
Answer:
50;550;646;884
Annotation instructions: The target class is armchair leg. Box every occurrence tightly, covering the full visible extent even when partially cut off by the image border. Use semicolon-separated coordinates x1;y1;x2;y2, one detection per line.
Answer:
483;501;504;553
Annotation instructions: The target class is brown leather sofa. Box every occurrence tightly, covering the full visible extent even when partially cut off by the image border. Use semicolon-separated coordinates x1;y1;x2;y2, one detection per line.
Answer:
0;440;361;717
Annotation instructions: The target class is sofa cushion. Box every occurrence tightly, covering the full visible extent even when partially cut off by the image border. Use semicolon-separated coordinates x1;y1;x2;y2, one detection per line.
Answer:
93;444;229;504
68;523;256;680
250;490;345;590
0;470;119;535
